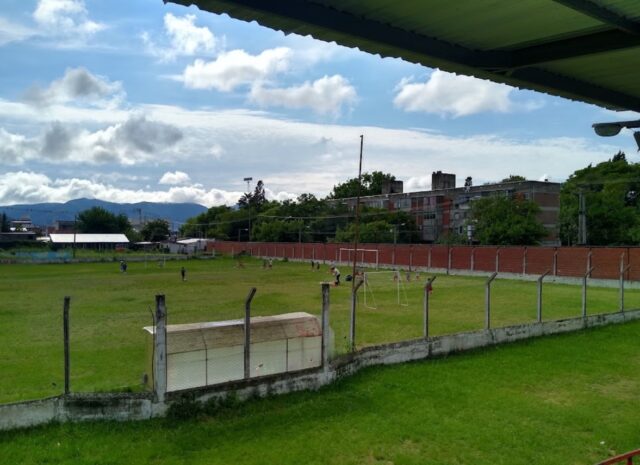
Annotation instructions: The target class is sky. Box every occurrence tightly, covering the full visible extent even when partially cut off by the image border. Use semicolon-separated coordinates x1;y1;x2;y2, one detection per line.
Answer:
0;0;639;208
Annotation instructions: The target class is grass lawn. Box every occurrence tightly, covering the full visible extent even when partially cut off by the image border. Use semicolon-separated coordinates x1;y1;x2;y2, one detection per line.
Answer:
0;256;638;403
1;320;639;465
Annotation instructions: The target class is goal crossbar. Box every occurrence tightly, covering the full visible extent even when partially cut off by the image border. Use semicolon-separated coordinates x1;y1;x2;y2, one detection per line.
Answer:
338;248;379;269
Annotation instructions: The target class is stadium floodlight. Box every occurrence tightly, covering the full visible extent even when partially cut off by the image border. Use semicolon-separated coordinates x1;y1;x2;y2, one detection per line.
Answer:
243;177;253;192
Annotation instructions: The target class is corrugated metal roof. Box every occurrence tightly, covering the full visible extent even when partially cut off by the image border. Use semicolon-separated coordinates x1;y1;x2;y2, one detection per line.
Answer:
49;234;130;244
169;0;640;112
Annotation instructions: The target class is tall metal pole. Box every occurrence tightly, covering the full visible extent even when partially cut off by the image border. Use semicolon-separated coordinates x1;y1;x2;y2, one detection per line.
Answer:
351;135;364;293
321;283;331;369
424;276;436;338
537;270;550;323
485;272;498;330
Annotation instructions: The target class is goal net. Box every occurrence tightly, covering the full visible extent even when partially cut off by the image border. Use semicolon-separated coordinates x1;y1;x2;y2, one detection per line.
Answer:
363;270;409;310
339;248;379;269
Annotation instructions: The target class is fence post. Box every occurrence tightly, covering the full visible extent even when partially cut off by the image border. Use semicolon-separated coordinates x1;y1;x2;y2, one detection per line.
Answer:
537;270;550;323
471;247;475;272
409;250;413;271
447;247;452;275
428;246;432;269
495;247;501;273
349;278;364;352
553;250;558;276
424;277;436;338
244;287;257;379
523;247;528;275
485;272;498;330
154;295;167;403
63;296;70;395
582;267;594;318
620;257;631;312
321;283;331;369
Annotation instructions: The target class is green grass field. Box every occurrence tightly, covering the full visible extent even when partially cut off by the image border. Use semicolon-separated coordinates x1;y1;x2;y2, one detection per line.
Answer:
1;320;639;465
1;256;639;403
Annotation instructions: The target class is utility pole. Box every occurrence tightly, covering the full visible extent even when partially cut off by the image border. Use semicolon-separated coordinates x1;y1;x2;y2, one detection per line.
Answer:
352;135;364;292
578;189;587;245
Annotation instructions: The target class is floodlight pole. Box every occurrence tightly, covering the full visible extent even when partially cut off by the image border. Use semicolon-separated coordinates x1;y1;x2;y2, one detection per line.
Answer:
351;135;364;294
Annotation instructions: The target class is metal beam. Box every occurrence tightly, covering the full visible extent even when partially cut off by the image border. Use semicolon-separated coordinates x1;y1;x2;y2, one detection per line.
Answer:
552;0;640;35
508;29;640;68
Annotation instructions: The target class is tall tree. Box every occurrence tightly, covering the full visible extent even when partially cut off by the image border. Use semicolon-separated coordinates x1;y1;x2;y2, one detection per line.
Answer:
141;219;170;242
329;171;397;199
470;195;547;245
559;152;640;245
77;207;131;234
238;180;268;211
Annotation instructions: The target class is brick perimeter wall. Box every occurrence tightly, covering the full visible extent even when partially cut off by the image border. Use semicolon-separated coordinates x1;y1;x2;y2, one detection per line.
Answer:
214;241;640;281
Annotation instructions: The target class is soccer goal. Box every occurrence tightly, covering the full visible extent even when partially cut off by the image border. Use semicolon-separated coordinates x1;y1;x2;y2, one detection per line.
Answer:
339;248;379;269
363;270;409;309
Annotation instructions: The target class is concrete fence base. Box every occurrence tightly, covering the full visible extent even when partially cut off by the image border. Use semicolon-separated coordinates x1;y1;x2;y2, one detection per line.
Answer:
2;309;639;431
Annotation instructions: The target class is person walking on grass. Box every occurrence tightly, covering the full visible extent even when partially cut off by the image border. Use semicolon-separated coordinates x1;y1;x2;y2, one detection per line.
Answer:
181;266;186;281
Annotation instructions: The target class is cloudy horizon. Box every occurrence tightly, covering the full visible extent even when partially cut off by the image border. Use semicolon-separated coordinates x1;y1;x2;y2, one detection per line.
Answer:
0;0;638;208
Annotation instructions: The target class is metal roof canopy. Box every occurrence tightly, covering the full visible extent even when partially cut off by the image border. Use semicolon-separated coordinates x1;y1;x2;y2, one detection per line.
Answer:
168;0;640;112
49;233;130;244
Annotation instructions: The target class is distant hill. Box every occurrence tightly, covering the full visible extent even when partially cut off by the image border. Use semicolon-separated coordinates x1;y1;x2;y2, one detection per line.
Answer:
0;198;208;228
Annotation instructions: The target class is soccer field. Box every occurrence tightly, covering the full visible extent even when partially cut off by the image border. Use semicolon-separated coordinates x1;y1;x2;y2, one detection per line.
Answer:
1;256;639;404
2;320;639;465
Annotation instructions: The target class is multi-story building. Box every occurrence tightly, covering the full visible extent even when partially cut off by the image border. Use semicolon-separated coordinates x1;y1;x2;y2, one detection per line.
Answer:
335;172;561;245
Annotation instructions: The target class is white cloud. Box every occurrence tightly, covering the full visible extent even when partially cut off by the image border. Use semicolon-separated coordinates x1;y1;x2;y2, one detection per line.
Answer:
0;17;36;46
0;171;295;207
0;128;39;164
249;75;357;116
24;67;125;108
180;47;291;91
159;171;191;185
33;0;104;38
143;13;216;62
1;115;183;166
394;70;523;118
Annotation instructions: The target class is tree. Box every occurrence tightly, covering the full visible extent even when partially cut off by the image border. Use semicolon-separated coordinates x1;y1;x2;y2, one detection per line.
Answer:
501;175;526;182
77;207;131;234
238;180;268;211
0;213;8;232
329;171;397;199
141;219;170;242
559;152;640;245
464;177;473;188
470;195;547;245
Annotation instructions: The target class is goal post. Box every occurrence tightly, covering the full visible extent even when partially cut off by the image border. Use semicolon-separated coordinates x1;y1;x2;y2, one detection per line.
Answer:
338;248;379;269
362;270;409;309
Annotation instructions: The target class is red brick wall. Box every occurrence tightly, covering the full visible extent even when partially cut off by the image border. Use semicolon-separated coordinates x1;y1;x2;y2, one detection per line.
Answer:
499;247;524;274
525;248;555;275
211;241;640;280
451;246;472;270
474;247;498;272
556;247;590;277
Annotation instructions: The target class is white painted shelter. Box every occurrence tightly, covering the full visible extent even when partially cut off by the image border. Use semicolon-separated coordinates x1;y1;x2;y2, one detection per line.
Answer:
165;238;210;255
49;233;129;249
144;312;322;392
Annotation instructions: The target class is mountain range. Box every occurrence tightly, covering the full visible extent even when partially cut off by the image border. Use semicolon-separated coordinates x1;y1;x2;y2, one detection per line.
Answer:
0;198;208;228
